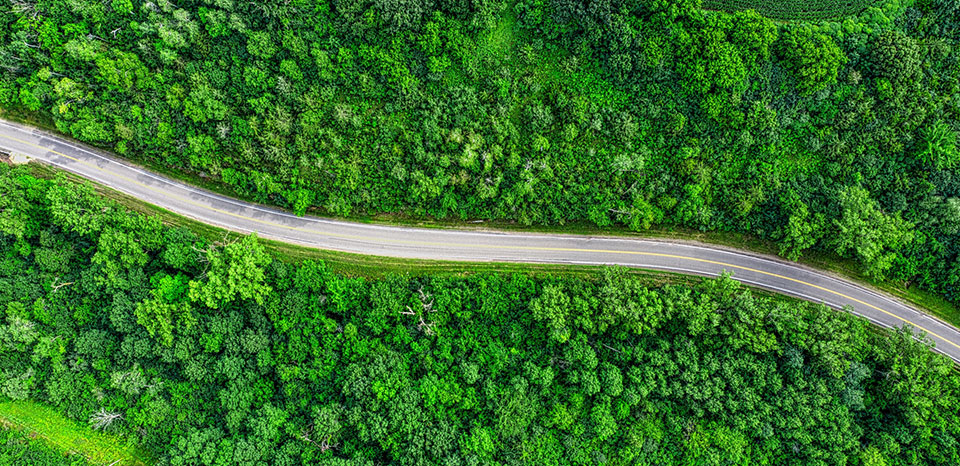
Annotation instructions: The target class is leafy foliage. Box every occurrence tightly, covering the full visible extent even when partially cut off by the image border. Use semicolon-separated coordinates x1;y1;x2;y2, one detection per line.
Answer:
2;166;960;465
187;233;272;309
1;0;960;308
777;26;848;94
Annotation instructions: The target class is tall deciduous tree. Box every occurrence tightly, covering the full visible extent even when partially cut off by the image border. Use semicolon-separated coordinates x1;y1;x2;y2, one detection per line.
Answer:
189;234;272;309
777;26;847;94
829;185;913;278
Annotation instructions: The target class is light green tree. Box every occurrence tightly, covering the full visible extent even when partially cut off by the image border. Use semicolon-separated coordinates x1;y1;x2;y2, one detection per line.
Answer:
189;233;273;309
829;185;913;278
918;120;959;170
530;284;572;343
777;189;823;261
136;273;195;345
778;27;847;94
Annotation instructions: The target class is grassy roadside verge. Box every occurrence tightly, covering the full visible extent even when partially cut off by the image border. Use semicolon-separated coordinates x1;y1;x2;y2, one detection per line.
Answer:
30;163;699;284
9;131;960;329
22;160;960;330
20;160;960;328
0;401;152;466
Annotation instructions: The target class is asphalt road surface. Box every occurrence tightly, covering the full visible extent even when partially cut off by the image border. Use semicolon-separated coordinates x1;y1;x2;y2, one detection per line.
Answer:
3;118;960;363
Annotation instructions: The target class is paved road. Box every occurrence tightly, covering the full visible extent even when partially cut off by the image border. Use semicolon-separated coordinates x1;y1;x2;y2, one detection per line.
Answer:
2;119;960;363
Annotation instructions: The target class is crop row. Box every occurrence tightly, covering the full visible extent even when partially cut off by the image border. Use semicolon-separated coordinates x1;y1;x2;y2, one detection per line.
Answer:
702;0;872;20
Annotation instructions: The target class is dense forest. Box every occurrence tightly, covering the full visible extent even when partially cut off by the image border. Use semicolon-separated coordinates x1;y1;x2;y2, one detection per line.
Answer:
1;0;960;303
3;166;960;464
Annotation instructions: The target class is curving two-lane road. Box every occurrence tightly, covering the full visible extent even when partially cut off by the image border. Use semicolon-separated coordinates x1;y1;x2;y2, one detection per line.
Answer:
2;119;960;362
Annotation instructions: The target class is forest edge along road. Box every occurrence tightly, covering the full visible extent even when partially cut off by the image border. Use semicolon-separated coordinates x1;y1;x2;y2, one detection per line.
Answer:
2;117;960;363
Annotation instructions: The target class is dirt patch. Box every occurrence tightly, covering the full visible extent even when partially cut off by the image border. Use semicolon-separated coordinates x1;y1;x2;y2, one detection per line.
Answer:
0;150;31;165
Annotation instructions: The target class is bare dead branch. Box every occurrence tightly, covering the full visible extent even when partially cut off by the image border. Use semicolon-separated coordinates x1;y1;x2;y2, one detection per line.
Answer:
601;343;622;353
51;277;74;292
89;408;123;431
399;287;438;335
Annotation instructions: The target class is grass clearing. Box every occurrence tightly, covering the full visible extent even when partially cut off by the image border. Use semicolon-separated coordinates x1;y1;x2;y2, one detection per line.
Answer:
0;401;152;466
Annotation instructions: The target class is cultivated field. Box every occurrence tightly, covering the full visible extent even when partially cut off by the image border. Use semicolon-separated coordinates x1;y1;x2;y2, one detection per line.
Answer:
703;0;871;20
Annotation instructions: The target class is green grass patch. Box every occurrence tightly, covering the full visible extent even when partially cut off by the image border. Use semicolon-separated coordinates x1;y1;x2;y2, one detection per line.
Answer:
0;401;152;466
702;0;873;20
0;427;86;465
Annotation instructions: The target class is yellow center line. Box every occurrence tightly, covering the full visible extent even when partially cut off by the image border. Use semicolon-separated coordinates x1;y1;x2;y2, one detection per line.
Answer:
5;132;959;351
